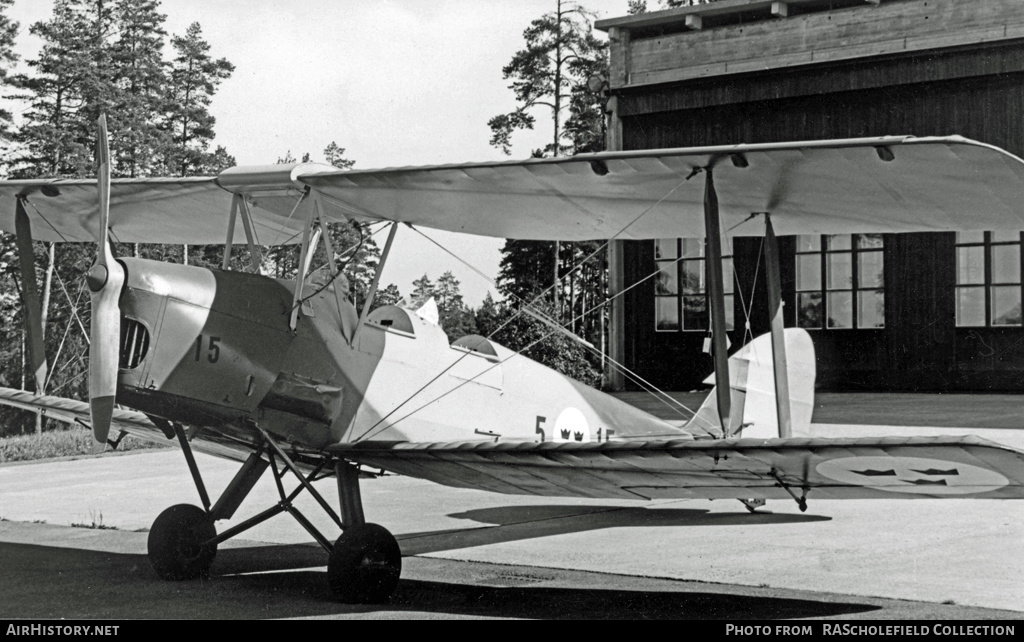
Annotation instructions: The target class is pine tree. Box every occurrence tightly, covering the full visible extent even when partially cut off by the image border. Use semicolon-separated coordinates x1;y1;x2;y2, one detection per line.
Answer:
487;0;606;158
11;0;98;178
323;142;355;170
0;3;237;434
474;296;600;386
0;0;19;144
371;284;403;311
474;292;501;337
497;239;557;303
434;271;477;341
0;0;103;434
628;0;722;13
405;272;477;341
411;274;435;305
111;0;169;177
163;22;233;177
191;145;235;175
488;1;608;323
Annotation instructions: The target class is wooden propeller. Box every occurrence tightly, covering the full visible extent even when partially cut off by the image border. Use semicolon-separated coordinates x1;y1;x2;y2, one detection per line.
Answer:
86;115;125;452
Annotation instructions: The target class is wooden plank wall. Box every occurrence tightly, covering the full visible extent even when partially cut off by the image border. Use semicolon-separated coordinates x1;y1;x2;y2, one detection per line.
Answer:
622;73;1024;159
613;0;1024;89
620;44;1024;117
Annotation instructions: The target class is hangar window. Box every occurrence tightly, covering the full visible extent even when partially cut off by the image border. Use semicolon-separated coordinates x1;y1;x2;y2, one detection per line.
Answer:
654;238;734;332
955;232;1022;327
795;234;884;329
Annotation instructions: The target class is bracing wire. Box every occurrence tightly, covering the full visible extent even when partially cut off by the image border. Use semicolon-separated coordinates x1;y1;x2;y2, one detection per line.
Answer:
44;280;86;390
356;229;726;441
352;171;758;442
296;220;389;308
25;198;71;244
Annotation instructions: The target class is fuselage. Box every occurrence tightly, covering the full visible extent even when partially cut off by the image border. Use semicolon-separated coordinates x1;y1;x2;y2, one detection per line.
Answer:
114;258;684;453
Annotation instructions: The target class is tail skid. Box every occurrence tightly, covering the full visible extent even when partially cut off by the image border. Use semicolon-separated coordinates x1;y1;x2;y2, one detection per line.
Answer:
686;329;816;439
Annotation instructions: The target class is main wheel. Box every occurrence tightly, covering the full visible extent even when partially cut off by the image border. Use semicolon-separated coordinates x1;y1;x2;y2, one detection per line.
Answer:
147;504;217;581
327;523;401;603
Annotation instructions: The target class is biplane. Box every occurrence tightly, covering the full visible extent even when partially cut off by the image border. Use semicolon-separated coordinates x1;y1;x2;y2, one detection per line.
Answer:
1;119;1023;603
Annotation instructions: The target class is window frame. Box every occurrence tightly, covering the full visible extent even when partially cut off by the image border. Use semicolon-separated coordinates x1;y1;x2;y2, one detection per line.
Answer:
794;234;885;330
654;238;734;333
955;231;1023;328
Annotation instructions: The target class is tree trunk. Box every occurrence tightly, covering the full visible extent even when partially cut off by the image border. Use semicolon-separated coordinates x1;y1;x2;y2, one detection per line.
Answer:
569;251;576;333
553;241;560;316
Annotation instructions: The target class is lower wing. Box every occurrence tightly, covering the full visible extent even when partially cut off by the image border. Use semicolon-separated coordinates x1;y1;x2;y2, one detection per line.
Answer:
331;436;1024;501
8;385;1023;502
0;387;247;463
0;387;160;438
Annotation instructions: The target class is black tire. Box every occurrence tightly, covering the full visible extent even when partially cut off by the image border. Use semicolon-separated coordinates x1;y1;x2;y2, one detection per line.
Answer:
147;504;217;581
327;523;402;603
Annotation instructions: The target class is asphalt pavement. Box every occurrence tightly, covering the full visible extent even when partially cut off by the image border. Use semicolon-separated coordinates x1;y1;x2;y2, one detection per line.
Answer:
1;392;1022;619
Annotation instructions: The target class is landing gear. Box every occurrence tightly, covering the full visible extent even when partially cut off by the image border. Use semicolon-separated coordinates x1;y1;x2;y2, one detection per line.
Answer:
147;504;217;580
739;498;766;513
770;468;809;512
149;422;401;603
327;458;399;603
327;523;402;603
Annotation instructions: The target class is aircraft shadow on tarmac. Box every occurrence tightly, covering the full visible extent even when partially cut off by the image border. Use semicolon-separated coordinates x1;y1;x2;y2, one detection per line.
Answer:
0;538;877;619
397;504;831;556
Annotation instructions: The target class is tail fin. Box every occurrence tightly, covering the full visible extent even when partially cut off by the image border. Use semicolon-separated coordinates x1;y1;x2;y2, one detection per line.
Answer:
685;328;816;439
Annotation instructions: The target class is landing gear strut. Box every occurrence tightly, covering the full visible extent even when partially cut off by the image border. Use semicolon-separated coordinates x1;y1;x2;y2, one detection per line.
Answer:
147;422;400;602
328;462;401;603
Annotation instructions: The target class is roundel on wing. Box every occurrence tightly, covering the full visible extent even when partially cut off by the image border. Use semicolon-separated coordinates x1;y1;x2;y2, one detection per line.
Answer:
553;407;590;442
816;455;1008;495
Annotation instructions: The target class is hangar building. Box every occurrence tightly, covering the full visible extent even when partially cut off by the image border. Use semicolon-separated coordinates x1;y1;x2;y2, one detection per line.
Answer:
595;0;1024;392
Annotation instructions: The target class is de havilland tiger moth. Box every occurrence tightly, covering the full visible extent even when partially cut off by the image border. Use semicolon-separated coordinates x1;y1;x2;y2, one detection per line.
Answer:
0;117;1023;603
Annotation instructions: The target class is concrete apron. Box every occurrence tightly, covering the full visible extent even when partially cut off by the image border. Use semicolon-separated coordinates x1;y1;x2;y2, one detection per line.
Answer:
1;422;1021;612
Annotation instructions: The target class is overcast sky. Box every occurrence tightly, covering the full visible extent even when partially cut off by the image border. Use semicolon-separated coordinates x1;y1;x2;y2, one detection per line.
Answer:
6;0;634;306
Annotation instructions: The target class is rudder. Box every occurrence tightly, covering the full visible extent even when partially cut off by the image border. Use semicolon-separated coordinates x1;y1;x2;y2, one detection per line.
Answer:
685;329;816;438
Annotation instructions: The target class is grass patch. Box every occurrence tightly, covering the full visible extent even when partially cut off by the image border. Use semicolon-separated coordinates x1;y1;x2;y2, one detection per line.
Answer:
0;427;170;463
71;510;117;530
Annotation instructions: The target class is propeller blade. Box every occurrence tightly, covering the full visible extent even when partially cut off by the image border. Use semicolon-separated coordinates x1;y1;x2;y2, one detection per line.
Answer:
87;115;124;452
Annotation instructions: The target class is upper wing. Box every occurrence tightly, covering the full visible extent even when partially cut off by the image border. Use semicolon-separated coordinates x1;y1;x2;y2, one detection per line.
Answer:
6;135;1024;244
332;435;1024;501
302;135;1024;241
0;163;343;245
